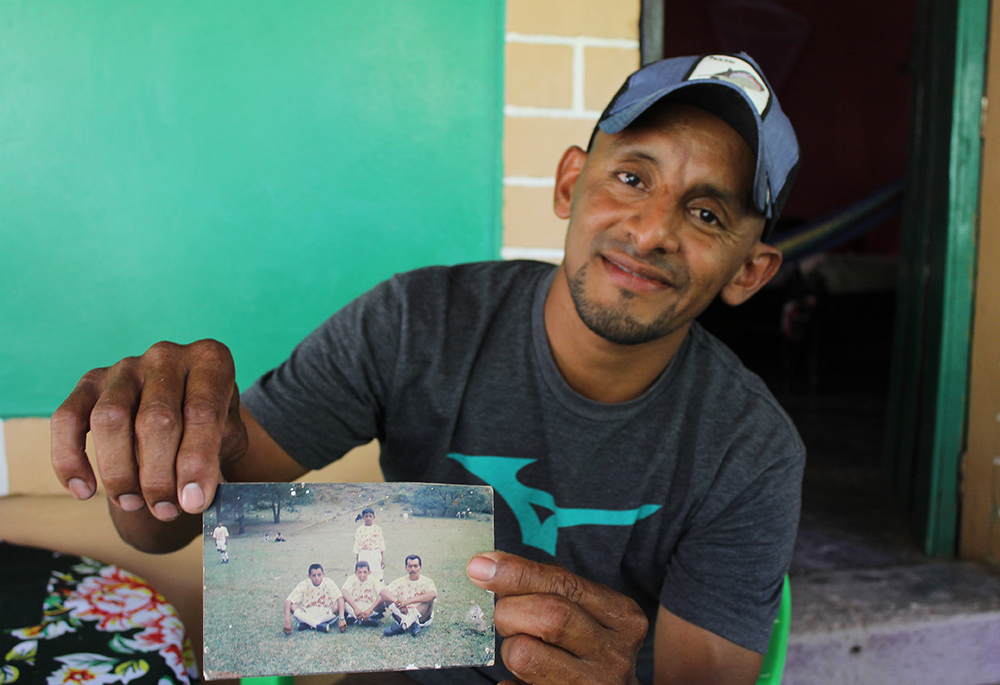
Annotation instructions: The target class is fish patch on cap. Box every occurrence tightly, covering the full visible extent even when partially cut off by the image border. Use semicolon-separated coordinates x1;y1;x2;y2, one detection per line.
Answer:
686;55;772;117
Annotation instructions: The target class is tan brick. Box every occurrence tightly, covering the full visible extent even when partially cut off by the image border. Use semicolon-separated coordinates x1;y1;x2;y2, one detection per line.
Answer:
506;42;574;108
507;0;641;40
584;46;640;112
503;186;568;250
504;116;597;178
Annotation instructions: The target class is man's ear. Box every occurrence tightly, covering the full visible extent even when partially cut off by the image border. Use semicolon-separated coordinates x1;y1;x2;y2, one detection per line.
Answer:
553;145;587;219
720;242;783;306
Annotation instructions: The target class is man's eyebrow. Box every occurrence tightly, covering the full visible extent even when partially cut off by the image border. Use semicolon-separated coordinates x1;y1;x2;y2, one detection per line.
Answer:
606;141;661;166
687;182;753;214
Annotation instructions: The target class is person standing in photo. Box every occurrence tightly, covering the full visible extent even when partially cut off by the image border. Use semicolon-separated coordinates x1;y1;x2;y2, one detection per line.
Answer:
353;507;386;585
211;522;230;563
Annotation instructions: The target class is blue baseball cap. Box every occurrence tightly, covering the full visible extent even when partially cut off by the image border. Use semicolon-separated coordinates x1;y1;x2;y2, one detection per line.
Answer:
597;53;800;241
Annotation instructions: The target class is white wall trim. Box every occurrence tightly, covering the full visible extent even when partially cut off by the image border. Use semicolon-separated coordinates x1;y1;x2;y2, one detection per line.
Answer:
504;105;602;119
501;246;565;262
506;33;639;50
504;176;555;187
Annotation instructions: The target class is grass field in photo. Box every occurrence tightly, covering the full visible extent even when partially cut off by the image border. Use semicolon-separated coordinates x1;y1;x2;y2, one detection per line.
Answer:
202;482;495;679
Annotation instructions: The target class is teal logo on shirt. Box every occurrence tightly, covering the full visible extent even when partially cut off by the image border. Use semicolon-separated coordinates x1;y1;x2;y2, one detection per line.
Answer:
447;453;661;555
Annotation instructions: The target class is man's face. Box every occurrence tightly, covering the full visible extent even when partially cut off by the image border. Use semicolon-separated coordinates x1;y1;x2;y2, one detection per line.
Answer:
554;103;772;346
363;512;375;526
405;559;421;580
356;566;370;582
309;568;324;586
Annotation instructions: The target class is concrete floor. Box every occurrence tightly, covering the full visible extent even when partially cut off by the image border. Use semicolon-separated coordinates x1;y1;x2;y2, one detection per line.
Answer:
780;392;1000;685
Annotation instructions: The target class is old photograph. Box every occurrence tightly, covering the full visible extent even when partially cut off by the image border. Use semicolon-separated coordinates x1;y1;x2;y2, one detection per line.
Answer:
202;482;495;679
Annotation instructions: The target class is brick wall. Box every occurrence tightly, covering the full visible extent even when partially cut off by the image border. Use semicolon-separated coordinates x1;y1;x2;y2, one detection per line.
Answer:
502;0;640;262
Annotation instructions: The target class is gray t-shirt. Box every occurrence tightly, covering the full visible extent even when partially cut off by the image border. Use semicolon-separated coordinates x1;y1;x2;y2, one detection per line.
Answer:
243;260;804;683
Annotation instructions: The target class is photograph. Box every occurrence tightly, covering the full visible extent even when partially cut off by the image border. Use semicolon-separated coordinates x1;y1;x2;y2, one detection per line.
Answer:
202;482;495;679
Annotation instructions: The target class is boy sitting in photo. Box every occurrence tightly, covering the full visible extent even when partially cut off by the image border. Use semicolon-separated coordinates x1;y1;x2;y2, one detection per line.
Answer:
283;563;347;634
342;560;387;627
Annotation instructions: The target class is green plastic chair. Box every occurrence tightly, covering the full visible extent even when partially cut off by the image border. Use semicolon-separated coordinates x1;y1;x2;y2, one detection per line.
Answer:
242;677;294;685
756;575;792;685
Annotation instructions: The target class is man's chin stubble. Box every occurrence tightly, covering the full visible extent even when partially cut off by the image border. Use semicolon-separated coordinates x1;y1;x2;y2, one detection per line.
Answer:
566;263;679;346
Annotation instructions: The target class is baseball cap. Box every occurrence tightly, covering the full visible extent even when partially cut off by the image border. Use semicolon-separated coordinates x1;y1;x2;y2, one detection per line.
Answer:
596;52;800;241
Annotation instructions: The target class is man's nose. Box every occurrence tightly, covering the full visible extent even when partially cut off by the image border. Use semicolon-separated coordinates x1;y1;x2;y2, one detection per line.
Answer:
627;200;680;254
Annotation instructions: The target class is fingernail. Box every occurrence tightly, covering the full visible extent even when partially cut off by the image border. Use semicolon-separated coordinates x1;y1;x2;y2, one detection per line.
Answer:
67;478;94;500
180;483;205;512
153;501;179;520
467;555;497;581
118;494;145;512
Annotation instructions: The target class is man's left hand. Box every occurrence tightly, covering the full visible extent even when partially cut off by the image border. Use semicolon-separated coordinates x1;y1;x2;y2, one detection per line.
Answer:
467;551;647;685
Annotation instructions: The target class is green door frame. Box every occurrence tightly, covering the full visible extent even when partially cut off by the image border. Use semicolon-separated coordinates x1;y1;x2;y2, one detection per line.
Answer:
885;0;989;557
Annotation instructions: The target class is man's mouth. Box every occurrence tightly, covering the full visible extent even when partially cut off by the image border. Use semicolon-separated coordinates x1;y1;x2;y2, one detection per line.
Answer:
601;254;673;291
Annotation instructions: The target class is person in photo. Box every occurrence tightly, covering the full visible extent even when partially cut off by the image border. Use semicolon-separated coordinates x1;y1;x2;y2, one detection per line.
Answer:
211;523;229;563
353;507;386;585
342;560;387;627
380;555;438;637
283;563;347;634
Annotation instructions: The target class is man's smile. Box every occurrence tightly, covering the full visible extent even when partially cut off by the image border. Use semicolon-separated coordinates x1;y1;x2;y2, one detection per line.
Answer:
600;252;678;295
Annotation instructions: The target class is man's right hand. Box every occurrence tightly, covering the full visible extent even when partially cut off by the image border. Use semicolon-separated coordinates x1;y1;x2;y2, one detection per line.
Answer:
50;340;248;524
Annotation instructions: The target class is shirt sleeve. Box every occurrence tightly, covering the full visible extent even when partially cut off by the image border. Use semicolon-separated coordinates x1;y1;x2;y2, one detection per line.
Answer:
241;276;405;470
325;579;343;602
286;581;305;604
384;578;402;599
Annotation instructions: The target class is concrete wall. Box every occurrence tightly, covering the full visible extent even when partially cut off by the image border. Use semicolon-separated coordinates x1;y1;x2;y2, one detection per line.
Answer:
962;0;1000;565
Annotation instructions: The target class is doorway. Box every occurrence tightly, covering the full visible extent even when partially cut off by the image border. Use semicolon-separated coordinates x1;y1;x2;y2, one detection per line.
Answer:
658;0;918;570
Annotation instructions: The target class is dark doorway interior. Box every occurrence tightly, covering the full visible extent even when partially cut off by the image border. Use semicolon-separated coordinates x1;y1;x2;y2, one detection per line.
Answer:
665;0;927;572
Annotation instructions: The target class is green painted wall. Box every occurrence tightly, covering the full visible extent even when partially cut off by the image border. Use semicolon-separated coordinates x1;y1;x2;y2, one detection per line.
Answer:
0;1;504;417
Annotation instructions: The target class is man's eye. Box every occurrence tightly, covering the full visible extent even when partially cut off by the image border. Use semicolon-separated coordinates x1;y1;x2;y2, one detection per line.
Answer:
616;172;644;188
695;208;722;227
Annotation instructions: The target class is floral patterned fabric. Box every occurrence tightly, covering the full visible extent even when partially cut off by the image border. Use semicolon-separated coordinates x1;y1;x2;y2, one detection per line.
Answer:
0;543;199;685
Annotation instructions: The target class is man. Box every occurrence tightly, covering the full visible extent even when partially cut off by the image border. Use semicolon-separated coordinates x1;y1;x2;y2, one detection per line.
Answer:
379;555;438;637
211;522;229;563
52;52;803;683
353;508;387;585
342;560;387;626
283;563;347;634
